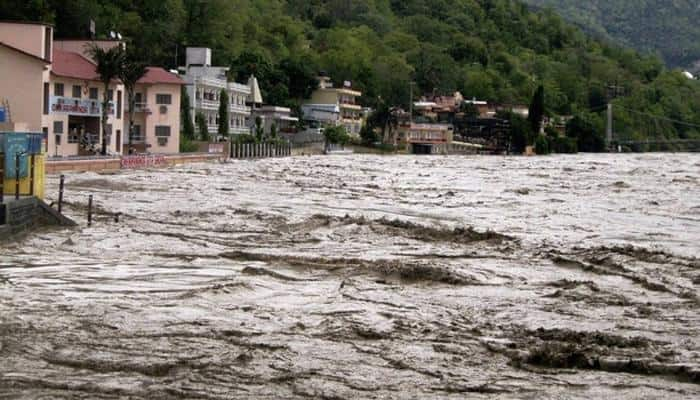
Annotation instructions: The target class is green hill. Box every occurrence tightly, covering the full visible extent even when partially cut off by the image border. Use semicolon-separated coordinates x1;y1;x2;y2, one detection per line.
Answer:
2;0;700;145
523;0;700;70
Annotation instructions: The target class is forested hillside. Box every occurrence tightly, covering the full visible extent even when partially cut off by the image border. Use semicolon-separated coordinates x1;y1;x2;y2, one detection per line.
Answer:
2;0;700;143
523;0;700;70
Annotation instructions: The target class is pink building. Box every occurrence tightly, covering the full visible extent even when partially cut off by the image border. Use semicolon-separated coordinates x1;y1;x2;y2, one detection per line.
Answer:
125;68;183;154
0;21;182;156
49;47;126;156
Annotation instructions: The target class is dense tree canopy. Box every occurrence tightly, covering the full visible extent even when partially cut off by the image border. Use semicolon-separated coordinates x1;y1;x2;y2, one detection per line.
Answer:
523;0;700;70
3;0;700;143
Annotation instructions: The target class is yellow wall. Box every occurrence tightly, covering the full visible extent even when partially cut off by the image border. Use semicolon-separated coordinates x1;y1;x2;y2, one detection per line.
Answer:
2;154;46;199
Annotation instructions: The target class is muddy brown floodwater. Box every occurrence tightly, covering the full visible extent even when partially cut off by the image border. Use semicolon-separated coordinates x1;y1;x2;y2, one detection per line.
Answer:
1;154;699;399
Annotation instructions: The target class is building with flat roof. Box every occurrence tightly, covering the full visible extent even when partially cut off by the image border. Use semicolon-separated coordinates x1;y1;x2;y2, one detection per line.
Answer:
180;47;253;139
303;75;363;136
253;105;299;136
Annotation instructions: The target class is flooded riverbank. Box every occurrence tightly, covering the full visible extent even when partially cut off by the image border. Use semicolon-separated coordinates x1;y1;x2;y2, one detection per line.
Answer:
1;154;699;398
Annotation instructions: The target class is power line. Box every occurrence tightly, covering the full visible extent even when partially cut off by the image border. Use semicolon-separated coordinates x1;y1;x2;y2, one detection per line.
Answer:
613;105;700;129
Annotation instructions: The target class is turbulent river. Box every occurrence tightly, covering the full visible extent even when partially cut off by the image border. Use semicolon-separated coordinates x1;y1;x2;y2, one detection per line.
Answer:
1;154;699;399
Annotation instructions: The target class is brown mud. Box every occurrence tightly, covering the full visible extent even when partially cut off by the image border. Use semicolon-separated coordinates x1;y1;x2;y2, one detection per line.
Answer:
1;154;698;399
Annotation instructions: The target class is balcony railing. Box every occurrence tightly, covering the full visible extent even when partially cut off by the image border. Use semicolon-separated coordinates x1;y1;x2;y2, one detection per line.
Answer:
230;104;251;113
128;102;150;113
196;76;227;88
197;99;219;110
129;134;146;143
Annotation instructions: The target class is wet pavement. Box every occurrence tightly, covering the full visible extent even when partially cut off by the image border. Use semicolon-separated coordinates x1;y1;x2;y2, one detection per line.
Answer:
1;153;699;399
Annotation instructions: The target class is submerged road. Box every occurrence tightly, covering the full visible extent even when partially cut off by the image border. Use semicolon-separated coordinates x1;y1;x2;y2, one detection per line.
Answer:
1;154;699;399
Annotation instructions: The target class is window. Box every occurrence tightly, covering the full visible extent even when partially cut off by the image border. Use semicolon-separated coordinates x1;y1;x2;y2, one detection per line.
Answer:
44;27;52;61
156;94;172;105
55;134;61;146
117;90;122;119
43;83;49;115
130;125;144;142
107;90;114;101
53;121;64;134
155;126;171;137
72;85;81;99
89;88;98;100
54;83;64;97
67;125;80;143
135;93;142;103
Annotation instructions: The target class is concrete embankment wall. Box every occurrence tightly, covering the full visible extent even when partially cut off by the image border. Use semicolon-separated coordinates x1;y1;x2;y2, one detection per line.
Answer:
0;197;76;239
292;143;325;156
45;153;225;174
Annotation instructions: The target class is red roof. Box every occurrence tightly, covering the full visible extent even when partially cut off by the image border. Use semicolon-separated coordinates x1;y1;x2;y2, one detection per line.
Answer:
0;42;50;64
51;48;100;81
51;49;182;84
138;67;184;85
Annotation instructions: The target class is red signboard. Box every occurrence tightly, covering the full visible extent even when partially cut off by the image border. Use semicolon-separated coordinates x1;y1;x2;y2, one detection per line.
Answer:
120;154;167;169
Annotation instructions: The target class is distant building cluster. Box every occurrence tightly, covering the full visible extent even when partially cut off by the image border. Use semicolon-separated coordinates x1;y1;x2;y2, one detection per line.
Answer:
1;20;563;157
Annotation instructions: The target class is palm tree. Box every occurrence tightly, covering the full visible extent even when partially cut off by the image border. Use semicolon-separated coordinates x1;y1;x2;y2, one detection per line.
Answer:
120;55;147;154
88;44;125;155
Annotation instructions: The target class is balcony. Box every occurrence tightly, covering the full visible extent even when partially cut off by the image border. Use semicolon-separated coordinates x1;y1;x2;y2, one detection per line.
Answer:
128;102;150;114
339;102;362;111
129;134;146;144
231;126;250;135
196;76;227;89
230;104;251;114
197;99;219;110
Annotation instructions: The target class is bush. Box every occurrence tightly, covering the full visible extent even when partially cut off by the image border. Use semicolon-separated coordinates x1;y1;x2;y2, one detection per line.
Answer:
323;125;350;145
535;135;550;155
179;133;199;153
566;112;605;152
552;136;578;153
232;133;257;144
359;125;380;145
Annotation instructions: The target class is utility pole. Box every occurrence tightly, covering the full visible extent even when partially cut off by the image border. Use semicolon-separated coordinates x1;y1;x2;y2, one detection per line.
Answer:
607;102;613;148
606;82;625;152
409;82;415;124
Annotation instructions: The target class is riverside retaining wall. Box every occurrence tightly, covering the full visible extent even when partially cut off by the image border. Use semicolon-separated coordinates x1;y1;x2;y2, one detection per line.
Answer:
0;197;76;239
45;153;225;174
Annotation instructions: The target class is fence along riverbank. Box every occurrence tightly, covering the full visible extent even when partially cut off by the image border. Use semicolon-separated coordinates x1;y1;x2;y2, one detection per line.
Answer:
230;142;291;159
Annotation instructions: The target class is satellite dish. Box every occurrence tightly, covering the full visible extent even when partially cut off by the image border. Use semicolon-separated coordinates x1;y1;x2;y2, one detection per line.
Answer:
117;33;122;40
109;31;116;39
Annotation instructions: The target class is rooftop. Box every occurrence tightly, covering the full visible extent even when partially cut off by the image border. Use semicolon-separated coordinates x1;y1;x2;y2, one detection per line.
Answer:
0;20;53;27
138;67;184;85
51;48;100;81
0;42;50;64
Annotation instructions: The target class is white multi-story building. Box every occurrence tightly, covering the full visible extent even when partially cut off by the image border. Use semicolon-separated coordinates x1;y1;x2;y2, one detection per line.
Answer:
302;75;363;136
180;47;252;139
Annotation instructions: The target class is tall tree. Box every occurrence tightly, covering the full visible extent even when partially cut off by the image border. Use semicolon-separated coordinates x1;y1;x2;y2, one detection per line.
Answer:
181;86;195;140
195;112;209;142
528;85;545;135
119;53;147;154
88;44;125;155
218;88;229;140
